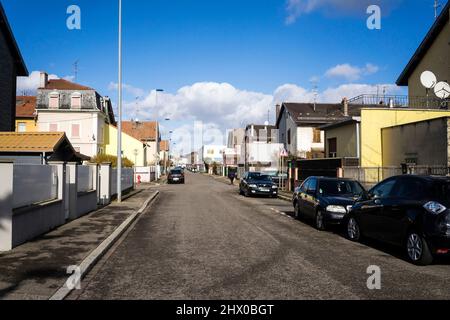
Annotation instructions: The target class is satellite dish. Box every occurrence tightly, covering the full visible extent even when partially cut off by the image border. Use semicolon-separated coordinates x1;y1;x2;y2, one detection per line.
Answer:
434;81;450;99
420;71;437;89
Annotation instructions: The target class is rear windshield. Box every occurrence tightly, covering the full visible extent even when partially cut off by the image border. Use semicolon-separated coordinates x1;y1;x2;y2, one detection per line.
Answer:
171;170;182;175
319;180;364;196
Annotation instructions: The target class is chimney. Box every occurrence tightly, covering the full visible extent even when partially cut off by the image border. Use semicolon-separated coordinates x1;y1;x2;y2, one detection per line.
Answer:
276;104;281;119
40;72;48;88
342;97;349;117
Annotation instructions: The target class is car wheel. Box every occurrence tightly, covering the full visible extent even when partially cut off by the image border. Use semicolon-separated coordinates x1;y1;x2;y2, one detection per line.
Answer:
245;189;250;197
347;217;361;242
315;210;326;231
406;231;434;266
294;202;301;220
239;188;244;196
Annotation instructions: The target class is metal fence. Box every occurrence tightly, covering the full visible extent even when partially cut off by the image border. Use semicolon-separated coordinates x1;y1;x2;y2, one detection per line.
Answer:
343;166;450;189
348;94;449;109
13;164;58;209
77;166;94;193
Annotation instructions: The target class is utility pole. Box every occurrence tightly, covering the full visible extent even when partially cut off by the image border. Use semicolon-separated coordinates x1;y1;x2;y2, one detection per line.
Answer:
117;0;123;203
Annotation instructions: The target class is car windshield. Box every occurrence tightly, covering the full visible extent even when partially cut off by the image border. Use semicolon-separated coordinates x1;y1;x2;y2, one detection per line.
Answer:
250;175;272;181
248;173;262;179
171;170;182;175
318;180;364;196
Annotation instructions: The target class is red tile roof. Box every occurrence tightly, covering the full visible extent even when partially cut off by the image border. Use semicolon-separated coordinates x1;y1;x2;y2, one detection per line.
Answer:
41;79;93;91
122;121;159;141
16;96;36;118
160;140;170;151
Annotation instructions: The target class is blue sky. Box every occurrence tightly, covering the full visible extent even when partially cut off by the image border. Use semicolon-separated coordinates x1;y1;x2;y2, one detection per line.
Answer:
3;0;444;149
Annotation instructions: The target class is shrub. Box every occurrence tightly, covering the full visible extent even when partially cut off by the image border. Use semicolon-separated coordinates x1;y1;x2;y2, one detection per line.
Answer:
90;154;134;168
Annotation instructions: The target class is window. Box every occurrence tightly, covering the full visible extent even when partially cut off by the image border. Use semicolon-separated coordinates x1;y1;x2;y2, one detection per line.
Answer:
17;122;26;133
287;129;291;145
371;179;396;199
49;123;58;132
49;92;60;109
71;124;80;138
394;177;426;200
74;147;81;153
71;93;82;109
328;138;337;158
313;128;322;143
307;178;317;193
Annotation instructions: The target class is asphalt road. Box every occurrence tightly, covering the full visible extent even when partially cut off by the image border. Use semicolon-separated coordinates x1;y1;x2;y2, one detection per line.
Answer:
71;172;450;300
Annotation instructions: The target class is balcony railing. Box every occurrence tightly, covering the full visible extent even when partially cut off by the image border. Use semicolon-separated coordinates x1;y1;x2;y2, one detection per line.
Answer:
348;94;449;110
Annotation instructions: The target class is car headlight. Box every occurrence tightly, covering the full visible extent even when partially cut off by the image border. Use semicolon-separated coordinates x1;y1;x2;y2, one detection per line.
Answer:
272;185;278;189
249;184;258;188
423;201;447;215
326;205;347;214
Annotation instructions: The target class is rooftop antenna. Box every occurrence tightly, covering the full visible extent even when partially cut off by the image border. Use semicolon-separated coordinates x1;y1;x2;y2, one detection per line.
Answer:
134;96;140;123
73;59;79;82
434;0;442;19
310;79;319;112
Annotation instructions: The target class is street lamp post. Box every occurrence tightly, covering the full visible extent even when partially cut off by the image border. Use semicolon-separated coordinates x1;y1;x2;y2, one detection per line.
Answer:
117;0;123;202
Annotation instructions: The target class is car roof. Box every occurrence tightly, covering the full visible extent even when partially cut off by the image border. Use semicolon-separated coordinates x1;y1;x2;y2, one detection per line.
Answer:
389;175;450;182
307;176;356;182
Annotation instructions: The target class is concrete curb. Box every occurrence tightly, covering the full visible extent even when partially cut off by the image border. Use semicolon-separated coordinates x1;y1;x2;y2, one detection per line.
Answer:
49;190;160;300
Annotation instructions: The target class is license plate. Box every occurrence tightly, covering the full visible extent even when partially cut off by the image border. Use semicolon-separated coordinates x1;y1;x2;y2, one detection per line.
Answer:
173;178;179;181
260;188;270;192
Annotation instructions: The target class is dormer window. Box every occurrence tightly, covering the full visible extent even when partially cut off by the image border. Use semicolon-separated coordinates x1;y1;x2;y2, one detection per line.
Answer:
71;92;82;109
49;92;60;109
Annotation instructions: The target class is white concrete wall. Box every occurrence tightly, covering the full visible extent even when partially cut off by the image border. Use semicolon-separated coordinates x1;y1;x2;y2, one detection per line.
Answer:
0;162;134;251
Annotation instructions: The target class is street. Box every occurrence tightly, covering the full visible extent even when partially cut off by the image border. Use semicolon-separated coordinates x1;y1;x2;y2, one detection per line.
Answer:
70;172;450;300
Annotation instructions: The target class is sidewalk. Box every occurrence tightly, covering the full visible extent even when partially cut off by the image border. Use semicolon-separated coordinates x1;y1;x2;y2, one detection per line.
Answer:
0;186;158;300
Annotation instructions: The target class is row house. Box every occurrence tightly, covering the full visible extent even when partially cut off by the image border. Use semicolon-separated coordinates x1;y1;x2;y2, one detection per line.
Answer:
243;124;283;173
36;72;116;158
15;96;37;132
276;102;357;160
0;3;28;132
122;121;161;166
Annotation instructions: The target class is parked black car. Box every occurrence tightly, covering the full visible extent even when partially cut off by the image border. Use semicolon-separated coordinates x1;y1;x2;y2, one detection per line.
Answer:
239;172;278;198
168;169;185;184
346;175;450;266
293;177;366;230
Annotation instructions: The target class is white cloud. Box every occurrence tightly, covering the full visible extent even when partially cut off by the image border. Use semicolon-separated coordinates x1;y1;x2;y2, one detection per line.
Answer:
285;0;403;24
120;81;403;155
108;82;145;98
123;81;402;128
16;71;59;95
325;63;379;81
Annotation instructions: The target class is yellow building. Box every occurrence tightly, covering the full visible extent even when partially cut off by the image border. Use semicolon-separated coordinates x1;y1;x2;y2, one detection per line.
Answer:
104;124;146;167
322;108;450;167
360;108;450;167
15;96;38;133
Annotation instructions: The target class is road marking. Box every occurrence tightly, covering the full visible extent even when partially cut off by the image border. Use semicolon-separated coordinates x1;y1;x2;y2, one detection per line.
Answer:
270;207;294;219
49;191;160;300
